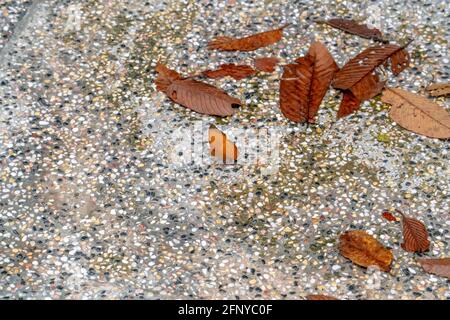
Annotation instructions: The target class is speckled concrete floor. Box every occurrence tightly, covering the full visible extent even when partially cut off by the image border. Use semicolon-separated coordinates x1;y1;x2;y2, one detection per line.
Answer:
0;0;448;300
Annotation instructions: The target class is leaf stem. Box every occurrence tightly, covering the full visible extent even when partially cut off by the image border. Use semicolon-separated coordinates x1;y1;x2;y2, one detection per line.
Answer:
395;209;405;218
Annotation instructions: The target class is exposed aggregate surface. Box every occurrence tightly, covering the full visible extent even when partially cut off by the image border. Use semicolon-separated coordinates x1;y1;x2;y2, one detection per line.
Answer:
0;0;449;299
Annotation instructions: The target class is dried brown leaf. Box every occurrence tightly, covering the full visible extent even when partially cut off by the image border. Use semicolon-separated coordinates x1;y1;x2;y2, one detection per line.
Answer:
337;90;361;118
381;87;450;139
202;63;256;80
208;25;288;51
254;57;279;72
427;83;450;97
166;79;241;116
306;295;339;300
208;125;238;163
319;18;385;42
280;60;313;122
155;63;182;92
418;258;450;279
339;230;393;272
396;210;430;253
155;64;242;117
280;41;339;123
332;44;409;100
350;72;385;101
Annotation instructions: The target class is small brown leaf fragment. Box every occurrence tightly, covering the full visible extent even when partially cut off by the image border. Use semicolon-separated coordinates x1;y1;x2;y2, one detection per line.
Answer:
280;41;339;123
427;83;450;97
208;125;238;164
396;210;430;253
339;230;393;272
382;211;397;222
381;87;450;139
208;24;288;51
307;295;339;300
418;258;450;279
202;63;256;80
337;90;361;118
319;18;385;42
390;49;410;75
254;57;279;72
155;64;241;117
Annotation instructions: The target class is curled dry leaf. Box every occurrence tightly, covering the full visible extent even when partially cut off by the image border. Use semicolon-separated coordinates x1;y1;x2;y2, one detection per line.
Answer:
333;43;410;117
306;295;339;300
202;63;256;80
337;90;361;118
381;87;450;139
155;64;241;117
208;24;288;51
339;230;393;272
254;57;279;72
280;41;339;123
318;18;385;42
427;83;450;97
417;258;450;279
396;210;430;253
208;125;238;164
